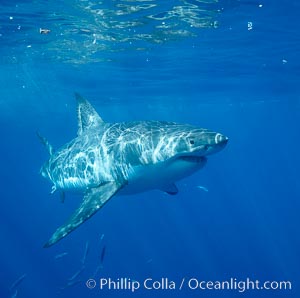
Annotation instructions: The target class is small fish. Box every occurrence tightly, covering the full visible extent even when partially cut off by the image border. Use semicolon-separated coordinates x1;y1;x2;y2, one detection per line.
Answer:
100;245;106;265
146;258;153;264
68;265;85;281
81;241;89;265
10;274;27;292
98;234;105;254
11;290;18;298
196;185;208;192
92;245;106;277
54;252;68;260
39;28;51;34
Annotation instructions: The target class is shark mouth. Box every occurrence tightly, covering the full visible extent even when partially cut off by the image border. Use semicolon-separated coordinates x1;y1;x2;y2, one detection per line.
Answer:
178;156;207;164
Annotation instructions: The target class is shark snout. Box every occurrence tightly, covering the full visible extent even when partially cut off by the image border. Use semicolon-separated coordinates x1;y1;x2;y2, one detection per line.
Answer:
215;133;228;146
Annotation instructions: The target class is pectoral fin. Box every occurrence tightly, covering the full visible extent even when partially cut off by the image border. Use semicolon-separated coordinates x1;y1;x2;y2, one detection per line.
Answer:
161;183;178;195
44;181;121;247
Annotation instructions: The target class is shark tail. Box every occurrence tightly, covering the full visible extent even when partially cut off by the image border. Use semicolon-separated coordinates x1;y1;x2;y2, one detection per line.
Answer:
37;131;54;156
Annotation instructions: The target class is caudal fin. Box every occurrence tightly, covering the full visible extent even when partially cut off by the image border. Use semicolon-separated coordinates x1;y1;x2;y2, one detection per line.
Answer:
37;131;54;156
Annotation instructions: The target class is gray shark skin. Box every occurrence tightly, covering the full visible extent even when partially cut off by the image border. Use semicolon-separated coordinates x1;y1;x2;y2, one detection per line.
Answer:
40;94;228;247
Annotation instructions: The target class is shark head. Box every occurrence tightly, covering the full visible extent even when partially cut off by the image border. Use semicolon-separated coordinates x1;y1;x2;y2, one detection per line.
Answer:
175;126;228;158
153;123;228;163
122;123;229;195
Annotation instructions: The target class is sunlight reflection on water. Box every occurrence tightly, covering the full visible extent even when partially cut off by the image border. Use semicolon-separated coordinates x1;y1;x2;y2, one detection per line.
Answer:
0;0;220;64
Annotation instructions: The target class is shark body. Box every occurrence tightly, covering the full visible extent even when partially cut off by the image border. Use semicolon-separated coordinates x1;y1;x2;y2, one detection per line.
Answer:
40;94;228;247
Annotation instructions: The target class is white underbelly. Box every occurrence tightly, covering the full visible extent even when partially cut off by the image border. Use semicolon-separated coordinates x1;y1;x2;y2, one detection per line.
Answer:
120;156;206;195
56;177;94;191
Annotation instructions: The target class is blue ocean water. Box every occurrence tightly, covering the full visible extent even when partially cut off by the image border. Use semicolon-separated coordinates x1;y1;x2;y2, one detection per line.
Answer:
0;0;299;297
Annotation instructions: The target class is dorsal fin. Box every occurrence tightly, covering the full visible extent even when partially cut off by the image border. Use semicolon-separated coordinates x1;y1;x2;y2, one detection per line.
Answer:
37;131;54;155
75;93;104;136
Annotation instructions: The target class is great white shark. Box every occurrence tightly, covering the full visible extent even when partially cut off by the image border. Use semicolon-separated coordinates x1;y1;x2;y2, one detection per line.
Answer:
40;94;228;247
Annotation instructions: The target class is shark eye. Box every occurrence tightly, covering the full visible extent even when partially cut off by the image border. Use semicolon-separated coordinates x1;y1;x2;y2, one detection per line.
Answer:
189;139;195;145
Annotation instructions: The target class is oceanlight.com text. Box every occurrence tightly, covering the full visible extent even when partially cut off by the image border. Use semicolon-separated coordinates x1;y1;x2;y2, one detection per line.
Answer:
85;277;292;293
187;277;292;292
